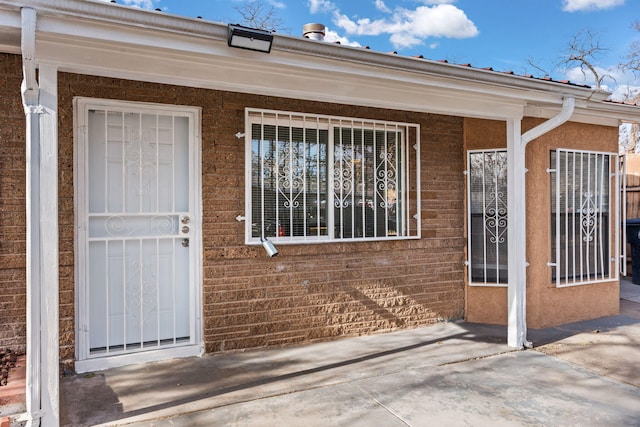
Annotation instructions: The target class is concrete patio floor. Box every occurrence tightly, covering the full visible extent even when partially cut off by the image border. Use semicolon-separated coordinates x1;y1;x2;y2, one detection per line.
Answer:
59;279;640;426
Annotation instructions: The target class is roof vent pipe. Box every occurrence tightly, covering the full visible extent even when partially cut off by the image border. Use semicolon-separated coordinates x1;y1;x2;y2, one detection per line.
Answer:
303;23;325;41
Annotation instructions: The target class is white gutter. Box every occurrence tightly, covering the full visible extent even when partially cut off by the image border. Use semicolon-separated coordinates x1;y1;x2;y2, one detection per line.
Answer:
20;7;37;109
507;97;576;349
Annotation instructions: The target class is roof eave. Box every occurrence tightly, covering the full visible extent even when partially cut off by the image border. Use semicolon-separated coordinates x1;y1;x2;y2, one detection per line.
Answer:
1;0;609;102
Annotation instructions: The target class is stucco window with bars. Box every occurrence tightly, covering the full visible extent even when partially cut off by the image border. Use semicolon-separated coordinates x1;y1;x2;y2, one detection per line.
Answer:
245;108;420;244
466;149;508;286
549;149;620;287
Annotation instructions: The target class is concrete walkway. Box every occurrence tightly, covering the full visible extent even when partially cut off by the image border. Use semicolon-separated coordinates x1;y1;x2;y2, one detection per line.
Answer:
60;280;640;427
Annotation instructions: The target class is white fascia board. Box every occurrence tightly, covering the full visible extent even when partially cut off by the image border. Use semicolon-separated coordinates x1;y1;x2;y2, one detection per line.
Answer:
35;15;587;108
0;6;20;53
1;0;604;106
0;5;19;26
33;13;529;109
8;0;635;123
36;35;526;120
587;102;640;124
525;102;640;127
35;14;228;58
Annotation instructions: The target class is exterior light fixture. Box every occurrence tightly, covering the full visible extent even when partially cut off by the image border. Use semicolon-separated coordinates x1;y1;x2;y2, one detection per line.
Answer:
228;24;274;53
261;238;279;257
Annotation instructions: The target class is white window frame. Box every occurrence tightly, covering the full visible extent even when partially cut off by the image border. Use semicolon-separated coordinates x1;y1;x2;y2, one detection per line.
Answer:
466;149;508;287
620;154;627;277
549;148;620;287
244;108;421;244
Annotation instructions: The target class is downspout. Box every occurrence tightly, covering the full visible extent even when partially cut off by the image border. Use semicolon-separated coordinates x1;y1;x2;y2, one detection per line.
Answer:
507;97;575;349
20;7;44;427
522;97;576;146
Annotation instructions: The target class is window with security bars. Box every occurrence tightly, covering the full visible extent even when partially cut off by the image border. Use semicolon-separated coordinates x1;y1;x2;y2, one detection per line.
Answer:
246;109;420;243
467;150;508;285
550;149;618;286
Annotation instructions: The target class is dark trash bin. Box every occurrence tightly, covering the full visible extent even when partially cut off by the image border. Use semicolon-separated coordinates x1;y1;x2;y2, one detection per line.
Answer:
626;219;640;284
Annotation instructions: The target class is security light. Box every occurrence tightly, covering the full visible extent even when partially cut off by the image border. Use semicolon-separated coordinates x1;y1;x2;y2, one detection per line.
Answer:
228;24;274;53
261;238;279;257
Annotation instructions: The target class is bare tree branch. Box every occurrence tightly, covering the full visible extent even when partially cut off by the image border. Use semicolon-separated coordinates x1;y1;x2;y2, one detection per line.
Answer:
621;21;640;74
558;29;610;88
233;0;289;33
526;57;551;78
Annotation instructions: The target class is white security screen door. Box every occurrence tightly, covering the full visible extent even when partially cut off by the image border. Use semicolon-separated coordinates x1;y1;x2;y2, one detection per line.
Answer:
75;99;201;370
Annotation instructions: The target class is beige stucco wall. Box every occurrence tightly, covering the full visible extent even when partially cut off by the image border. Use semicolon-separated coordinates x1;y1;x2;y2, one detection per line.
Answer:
464;117;620;328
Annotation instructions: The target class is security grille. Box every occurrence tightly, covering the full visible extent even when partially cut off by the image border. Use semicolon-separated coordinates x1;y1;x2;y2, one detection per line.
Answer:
467;150;508;285
77;102;198;361
246;109;420;243
550;149;619;287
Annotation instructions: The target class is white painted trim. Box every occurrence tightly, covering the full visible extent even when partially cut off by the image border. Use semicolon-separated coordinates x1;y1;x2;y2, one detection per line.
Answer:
24;102;42;427
550;149;619;288
523;98;575;146
620;155;627;277
74;344;202;374
3;1;631;124
1;0;638;127
507;98;577;349
23;7;60;427
38;62;60;427
506;118;528;349
244;108;421;245
20;7;37;109
0;1;610;97
74;97;203;371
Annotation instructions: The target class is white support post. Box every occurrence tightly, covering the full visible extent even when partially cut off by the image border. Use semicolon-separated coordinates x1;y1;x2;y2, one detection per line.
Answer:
506;118;528;349
22;6;60;425
22;7;43;426
506;97;575;349
24;64;60;427
38;62;60;427
24;95;43;427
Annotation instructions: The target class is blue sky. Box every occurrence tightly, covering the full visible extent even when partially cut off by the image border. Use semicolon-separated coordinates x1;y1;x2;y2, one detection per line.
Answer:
99;0;639;99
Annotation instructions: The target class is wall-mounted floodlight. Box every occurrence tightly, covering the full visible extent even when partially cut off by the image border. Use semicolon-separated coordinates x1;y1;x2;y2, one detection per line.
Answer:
228;24;274;53
261;238;279;257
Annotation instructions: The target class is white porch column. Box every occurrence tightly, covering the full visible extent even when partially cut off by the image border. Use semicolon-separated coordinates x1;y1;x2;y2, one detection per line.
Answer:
506;118;529;349
24;92;42;427
38;62;60;427
22;6;60;426
506;97;575;349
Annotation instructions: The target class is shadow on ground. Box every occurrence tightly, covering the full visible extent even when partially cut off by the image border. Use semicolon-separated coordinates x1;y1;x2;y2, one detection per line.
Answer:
60;290;640;427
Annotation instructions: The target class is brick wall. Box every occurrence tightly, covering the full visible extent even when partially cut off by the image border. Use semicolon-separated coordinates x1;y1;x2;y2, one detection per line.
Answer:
56;72;466;366
0;54;27;352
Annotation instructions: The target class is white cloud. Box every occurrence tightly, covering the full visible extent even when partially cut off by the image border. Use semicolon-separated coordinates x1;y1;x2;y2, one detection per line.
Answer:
564;64;640;101
268;0;286;9
421;0;458;3
308;0;477;49
609;84;640;102
95;0;157;9
330;4;478;49
375;0;391;13
324;27;362;47
308;0;336;14
562;0;624;12
565;64;628;85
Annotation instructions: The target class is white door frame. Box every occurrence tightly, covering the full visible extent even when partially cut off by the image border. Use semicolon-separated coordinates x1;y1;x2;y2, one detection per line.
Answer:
73;97;203;373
